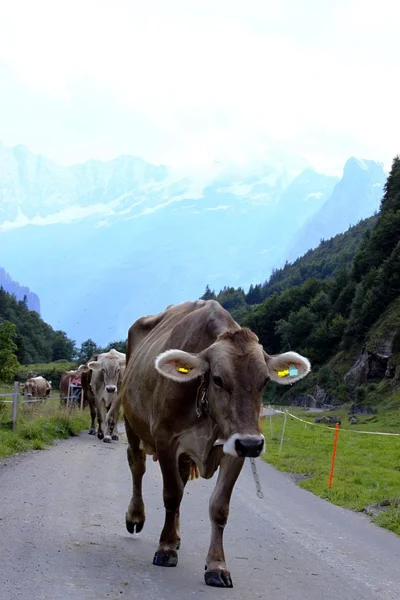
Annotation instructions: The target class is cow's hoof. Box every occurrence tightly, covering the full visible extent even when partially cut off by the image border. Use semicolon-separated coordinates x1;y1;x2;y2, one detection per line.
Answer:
103;436;112;443
153;549;178;567
126;516;145;534
204;569;233;588
97;432;104;440
111;434;119;441
88;429;96;435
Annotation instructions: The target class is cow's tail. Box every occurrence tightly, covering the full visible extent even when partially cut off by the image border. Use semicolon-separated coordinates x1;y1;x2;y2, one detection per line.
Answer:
189;460;200;480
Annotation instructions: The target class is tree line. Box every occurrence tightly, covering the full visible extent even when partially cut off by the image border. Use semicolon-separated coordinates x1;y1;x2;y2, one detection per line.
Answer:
0;289;126;381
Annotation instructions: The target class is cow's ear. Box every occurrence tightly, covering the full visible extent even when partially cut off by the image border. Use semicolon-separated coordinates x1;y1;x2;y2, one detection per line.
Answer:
155;349;208;382
264;351;311;385
77;364;89;372
88;360;103;371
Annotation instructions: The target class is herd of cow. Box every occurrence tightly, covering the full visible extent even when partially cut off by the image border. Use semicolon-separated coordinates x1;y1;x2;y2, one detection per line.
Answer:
24;299;313;588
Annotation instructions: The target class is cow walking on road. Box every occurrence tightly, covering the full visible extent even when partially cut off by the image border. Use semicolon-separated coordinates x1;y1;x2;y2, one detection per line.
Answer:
121;299;311;588
79;349;126;442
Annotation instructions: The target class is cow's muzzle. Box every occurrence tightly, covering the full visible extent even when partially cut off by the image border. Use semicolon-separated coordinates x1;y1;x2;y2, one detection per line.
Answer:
235;437;264;458
106;385;117;393
219;434;265;458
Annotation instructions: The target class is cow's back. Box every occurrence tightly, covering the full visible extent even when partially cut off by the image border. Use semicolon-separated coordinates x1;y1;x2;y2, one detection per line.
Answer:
127;300;235;367
122;300;238;423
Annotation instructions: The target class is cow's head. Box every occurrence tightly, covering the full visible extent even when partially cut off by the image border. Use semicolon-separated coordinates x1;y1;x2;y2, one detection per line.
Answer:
155;328;311;459
24;380;37;398
86;349;126;395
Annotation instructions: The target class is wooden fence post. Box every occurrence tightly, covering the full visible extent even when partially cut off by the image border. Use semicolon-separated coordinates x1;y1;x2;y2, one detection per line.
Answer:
12;381;19;431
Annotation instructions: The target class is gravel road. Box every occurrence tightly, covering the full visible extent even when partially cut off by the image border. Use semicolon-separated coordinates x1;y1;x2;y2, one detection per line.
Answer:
1;428;400;600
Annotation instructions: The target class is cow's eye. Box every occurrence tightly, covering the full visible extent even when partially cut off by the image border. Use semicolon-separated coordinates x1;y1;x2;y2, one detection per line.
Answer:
260;376;269;391
213;375;223;388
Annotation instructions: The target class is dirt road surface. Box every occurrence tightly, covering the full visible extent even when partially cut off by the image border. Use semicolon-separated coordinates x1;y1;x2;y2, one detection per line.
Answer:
1;428;400;600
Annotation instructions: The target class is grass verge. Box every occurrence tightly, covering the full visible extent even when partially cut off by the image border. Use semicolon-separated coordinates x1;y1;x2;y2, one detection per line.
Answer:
262;407;400;535
0;392;90;459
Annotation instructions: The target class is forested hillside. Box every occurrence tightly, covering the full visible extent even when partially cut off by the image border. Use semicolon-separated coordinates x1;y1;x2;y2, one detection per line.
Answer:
0;287;75;364
0;286;128;384
204;155;400;407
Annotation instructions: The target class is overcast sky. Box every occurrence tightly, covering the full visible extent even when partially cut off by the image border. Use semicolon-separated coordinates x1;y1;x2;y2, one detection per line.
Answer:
0;0;398;173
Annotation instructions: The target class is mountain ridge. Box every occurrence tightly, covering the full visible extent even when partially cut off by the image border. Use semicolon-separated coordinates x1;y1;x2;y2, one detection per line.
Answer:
0;267;40;313
0;141;387;344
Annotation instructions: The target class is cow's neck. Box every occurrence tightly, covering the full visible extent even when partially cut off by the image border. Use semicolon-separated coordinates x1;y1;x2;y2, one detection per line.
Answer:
195;371;213;420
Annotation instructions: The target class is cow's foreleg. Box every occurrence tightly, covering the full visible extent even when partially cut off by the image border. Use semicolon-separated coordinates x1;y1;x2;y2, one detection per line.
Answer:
153;443;182;567
125;417;146;534
205;455;244;588
105;396;121;441
96;399;105;440
88;395;97;435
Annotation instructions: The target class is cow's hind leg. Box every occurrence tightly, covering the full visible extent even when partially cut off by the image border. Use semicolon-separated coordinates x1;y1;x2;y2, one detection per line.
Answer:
125;417;146;534
205;455;244;588
153;443;184;568
175;454;197;550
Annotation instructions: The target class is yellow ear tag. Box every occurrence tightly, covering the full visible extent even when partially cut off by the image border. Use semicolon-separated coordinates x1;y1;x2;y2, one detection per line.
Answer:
277;365;299;378
277;368;290;377
177;366;192;374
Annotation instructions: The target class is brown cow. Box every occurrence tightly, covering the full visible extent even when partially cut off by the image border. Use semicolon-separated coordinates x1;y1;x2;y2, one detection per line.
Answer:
79;349;126;442
80;354;98;435
59;370;80;405
121;299;311;588
24;376;51;399
60;358;98;435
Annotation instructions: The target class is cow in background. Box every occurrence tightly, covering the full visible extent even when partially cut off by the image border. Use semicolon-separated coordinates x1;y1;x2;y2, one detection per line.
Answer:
80;354;98;435
60;356;99;435
59;370;81;405
79;349;125;442
24;376;52;400
45;379;52;397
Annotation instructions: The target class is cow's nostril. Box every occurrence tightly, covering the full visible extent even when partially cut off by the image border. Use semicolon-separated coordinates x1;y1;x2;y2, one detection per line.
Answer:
106;385;117;393
235;438;264;458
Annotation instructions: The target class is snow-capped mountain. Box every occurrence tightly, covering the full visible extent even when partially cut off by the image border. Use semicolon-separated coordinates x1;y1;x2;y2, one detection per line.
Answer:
285;157;387;261
0;142;385;344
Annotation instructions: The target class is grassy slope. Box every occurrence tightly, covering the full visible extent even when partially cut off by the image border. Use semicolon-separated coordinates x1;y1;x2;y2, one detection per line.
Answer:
262;407;400;535
17;360;77;374
0;385;90;459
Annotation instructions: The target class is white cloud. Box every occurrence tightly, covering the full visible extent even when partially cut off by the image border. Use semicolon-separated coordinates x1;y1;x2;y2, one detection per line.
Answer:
0;0;399;171
204;205;232;211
